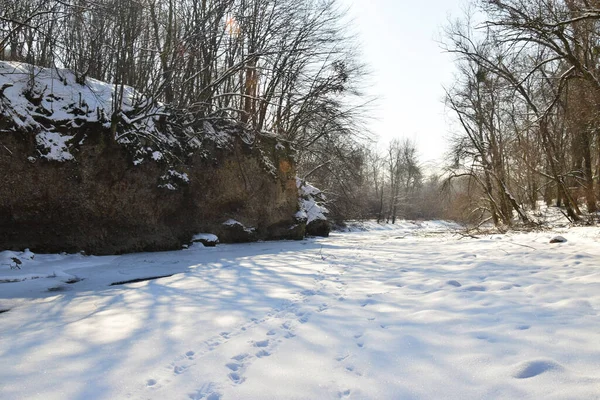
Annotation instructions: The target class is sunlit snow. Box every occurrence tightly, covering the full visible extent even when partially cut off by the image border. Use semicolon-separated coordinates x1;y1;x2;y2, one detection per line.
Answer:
1;222;599;399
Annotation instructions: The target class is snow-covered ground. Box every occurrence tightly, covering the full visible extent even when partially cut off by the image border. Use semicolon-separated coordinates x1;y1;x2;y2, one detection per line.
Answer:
1;221;600;399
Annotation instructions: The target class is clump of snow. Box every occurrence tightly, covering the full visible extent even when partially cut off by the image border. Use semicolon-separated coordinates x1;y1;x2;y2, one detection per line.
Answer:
550;235;567;243
158;183;177;191
191;233;218;242
223;219;255;233
297;178;328;223
157;169;190;191
191;233;219;247
35;131;74;161
165;169;189;183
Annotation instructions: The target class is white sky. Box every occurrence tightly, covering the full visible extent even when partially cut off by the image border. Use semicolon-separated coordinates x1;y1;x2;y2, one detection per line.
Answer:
343;0;465;171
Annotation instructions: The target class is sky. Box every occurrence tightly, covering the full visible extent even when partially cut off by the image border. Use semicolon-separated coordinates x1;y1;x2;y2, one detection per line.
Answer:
342;0;465;171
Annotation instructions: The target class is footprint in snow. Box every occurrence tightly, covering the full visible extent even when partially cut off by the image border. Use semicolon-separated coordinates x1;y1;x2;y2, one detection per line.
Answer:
464;285;486;292
174;365;189;374
256;349;271;358
254;339;269;348
186;351;195;359
188;383;222;400
228;372;245;384
295;311;310;323
345;365;362;376
338;389;351;398
226;363;241;372
361;299;376;307
266;329;277;336
146;379;157;387
512;359;563;379
232;353;249;361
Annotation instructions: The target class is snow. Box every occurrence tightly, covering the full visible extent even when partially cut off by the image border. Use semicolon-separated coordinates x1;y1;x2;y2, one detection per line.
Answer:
1;223;600;399
158;183;177;191
192;233;219;243
35;131;75;161
0;61;173;163
297;178;328;223
222;219;255;233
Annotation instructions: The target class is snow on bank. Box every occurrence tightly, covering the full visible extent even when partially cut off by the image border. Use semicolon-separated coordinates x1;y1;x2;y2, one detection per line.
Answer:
297;178;328;223
0;61;169;161
1;223;600;399
0;61;236;166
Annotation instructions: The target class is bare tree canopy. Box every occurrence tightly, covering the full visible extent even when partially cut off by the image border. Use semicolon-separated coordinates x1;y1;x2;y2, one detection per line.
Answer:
441;0;600;227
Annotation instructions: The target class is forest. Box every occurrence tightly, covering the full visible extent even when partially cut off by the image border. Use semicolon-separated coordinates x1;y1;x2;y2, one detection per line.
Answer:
2;0;600;229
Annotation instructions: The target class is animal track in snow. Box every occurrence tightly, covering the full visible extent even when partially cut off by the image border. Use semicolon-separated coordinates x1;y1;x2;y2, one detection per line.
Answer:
173;364;189;374
317;303;328;312
295;311;310;323
146;379;157;387
361;299;376;307
338;389;351;398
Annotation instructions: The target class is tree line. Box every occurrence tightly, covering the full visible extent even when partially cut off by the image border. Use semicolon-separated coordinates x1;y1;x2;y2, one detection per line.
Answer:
442;0;600;226
1;0;373;206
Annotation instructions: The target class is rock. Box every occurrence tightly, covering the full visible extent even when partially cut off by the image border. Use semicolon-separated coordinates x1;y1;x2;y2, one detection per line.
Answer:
10;257;22;269
217;219;258;243
266;220;306;241
549;236;567;244
306;219;330;237
191;233;219;247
